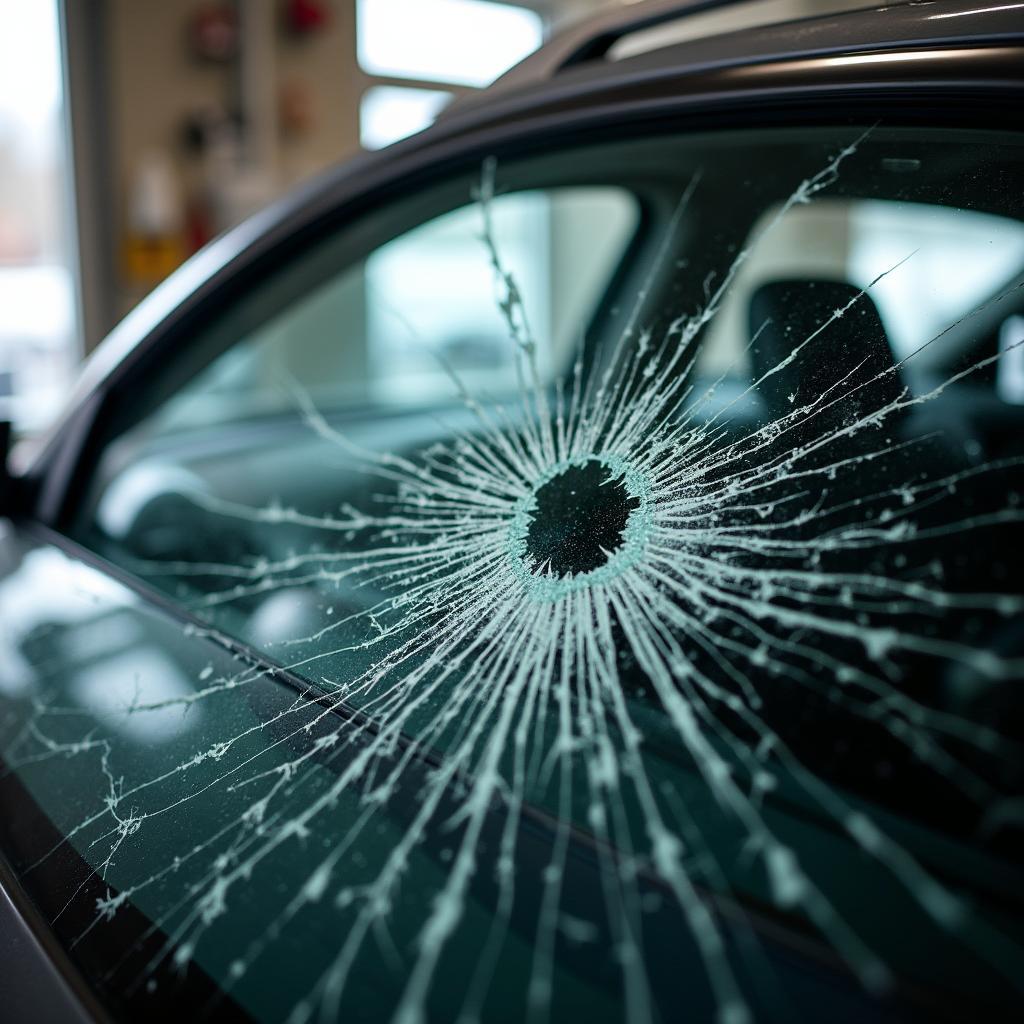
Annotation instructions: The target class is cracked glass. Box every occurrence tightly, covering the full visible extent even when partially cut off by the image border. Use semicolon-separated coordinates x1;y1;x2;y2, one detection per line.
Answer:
2;125;1024;1023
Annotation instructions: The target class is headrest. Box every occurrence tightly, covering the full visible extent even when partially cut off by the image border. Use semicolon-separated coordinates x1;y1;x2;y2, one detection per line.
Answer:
748;279;901;426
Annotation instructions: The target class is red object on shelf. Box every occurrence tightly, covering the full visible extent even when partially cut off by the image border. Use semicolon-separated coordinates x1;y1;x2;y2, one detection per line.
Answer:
285;0;330;35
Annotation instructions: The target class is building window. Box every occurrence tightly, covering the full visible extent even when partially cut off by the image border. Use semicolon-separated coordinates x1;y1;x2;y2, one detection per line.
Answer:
356;0;543;88
360;85;453;150
0;0;78;433
356;0;544;147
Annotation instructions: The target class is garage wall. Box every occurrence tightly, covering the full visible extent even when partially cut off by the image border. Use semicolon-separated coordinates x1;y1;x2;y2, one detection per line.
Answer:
71;0;863;351
104;0;365;323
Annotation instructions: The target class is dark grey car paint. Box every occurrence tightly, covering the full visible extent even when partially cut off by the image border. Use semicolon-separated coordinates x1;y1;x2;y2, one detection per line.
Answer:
0;861;100;1024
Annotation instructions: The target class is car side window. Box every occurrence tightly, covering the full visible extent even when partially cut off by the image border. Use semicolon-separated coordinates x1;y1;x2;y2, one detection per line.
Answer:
78;182;638;566
32;126;1024;1022
135;187;636;434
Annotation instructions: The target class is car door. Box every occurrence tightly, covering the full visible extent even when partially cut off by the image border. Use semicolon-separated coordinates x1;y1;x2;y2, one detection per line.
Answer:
2;73;1024;1024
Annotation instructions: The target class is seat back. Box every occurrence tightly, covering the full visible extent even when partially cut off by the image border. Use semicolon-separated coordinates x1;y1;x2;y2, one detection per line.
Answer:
748;279;902;427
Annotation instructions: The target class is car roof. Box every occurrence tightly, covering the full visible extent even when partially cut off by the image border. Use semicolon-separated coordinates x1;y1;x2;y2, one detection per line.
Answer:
438;0;1024;136
502;0;1024;90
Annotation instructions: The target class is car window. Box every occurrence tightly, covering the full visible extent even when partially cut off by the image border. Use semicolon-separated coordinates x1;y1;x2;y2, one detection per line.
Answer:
4;125;1024;1023
144;186;637;433
700;198;1024;378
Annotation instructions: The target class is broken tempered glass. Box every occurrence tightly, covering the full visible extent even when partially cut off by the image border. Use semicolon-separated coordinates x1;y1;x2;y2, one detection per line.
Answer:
2;126;1024;1023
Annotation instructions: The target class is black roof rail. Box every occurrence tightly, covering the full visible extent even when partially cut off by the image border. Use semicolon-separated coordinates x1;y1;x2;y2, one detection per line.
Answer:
489;0;774;94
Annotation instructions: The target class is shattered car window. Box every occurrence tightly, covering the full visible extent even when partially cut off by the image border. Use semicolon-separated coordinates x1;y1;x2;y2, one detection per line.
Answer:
3;126;1024;1022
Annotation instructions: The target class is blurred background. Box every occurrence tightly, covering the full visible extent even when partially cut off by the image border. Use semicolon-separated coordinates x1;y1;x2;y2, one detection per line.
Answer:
0;0;852;437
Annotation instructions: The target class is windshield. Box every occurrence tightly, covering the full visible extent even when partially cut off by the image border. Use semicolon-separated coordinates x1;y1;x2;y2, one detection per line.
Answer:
2;124;1024;1023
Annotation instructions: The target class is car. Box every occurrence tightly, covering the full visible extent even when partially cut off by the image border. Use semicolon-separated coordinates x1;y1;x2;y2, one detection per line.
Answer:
2;1;1023;1021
